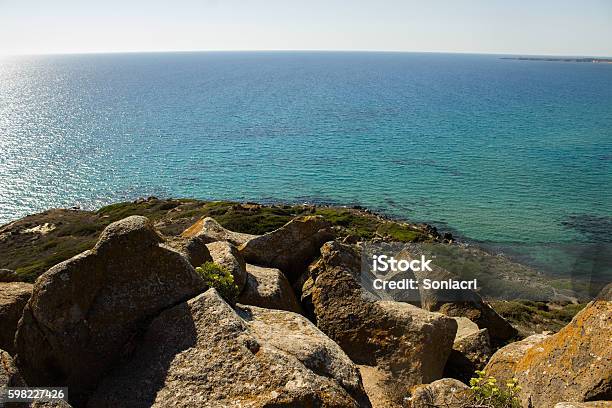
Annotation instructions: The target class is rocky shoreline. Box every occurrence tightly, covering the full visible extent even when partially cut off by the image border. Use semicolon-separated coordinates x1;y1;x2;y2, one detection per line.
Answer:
1;198;610;407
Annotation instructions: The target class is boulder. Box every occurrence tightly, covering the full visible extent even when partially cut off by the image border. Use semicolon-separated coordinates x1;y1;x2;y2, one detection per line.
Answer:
409;378;471;408
444;317;492;383
239;216;334;282
485;300;612;407
512;300;612;407
205;241;247;292
237;264;303;313
164;235;212;267
88;289;371;408
0;269;20;282
0;282;33;354
437;301;517;345
1;349;26;387
395;246;517;344
14;216;207;405
484;333;550;384
453;316;479;338
308;241;457;405
181;216;258;246
358;365;401;408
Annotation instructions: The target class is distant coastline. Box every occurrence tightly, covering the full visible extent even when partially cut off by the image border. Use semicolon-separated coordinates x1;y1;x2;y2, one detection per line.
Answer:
501;56;612;63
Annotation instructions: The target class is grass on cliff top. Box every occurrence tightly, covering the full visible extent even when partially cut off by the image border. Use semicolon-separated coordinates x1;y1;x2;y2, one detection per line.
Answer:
4;199;428;282
313;208;426;242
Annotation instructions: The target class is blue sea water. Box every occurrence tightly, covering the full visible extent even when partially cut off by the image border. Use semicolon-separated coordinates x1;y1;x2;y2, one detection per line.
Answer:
0;52;611;278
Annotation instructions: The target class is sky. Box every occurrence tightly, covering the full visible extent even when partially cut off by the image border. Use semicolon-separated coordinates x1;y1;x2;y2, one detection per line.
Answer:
1;0;611;56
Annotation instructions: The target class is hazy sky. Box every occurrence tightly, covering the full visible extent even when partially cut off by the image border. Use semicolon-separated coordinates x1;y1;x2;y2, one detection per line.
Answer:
1;0;611;56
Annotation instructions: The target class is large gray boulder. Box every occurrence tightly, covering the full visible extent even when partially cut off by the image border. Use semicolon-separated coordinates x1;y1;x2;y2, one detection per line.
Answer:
307;241;457;405
237;264;303;313
0;282;32;354
88;289;371;408
14;216;206;405
206;240;247;292
181;216;258;246
239;216;334;282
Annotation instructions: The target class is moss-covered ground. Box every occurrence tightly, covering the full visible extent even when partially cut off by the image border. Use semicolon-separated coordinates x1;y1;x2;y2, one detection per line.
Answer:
0;198;431;282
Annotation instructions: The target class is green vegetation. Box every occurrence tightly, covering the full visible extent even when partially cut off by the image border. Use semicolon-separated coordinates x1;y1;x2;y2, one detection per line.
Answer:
0;199;447;282
313;208;426;242
203;203;303;235
468;371;521;408
376;223;422;242
491;300;586;334
14;239;96;282
195;262;239;303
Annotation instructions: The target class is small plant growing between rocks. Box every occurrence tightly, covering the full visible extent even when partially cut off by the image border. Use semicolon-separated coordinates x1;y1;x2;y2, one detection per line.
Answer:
195;261;239;303
468;370;521;408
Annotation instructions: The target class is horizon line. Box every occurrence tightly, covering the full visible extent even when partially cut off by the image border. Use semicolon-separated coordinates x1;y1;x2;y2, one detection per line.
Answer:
2;49;612;59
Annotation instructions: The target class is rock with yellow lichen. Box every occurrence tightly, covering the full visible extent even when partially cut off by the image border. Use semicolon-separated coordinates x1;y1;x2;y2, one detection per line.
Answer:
486;299;611;408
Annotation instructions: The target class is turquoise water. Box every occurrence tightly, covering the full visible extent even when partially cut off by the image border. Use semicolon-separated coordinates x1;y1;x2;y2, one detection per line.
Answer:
0;52;611;276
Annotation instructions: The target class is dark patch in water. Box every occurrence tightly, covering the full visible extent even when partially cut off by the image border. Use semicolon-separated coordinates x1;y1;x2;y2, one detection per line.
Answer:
561;214;612;243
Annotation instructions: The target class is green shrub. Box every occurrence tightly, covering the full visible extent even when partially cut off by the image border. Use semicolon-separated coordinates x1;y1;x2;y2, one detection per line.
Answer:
195;262;239;303
468;370;521;408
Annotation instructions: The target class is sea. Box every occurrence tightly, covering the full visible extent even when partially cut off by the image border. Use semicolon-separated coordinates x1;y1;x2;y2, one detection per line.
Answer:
1;51;610;282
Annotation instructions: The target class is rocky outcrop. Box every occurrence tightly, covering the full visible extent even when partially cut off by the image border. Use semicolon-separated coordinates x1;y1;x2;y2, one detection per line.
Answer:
88;289;371;408
164;235;212;267
14;216;206;405
0;282;33;355
1;349;26;387
206;241;247;292
237;264;302;313
182;216;258;246
444;317;492;383
484;333;550;384
308;241;457;405
395;246;517;344
4;206;604;408
409;378;470;408
239;216;334;282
